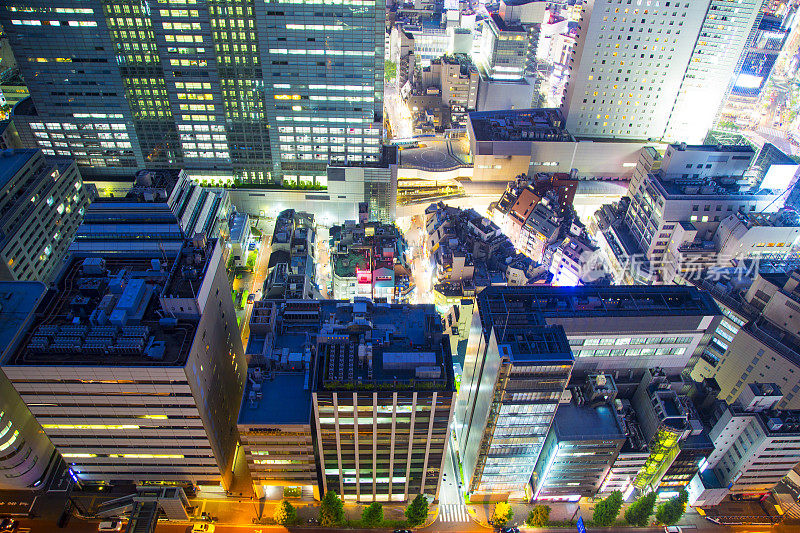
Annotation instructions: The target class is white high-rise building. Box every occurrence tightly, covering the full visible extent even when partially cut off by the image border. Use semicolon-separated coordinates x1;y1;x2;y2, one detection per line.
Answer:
663;0;763;142
562;0;760;143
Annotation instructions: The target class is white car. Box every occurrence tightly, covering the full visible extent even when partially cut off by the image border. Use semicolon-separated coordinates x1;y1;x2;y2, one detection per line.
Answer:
664;527;682;533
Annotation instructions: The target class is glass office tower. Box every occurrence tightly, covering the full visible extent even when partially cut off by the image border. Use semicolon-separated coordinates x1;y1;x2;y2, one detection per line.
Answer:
0;0;384;185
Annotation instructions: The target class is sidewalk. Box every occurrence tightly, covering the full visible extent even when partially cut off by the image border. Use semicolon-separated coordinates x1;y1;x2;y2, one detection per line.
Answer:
184;496;437;528
467;500;723;530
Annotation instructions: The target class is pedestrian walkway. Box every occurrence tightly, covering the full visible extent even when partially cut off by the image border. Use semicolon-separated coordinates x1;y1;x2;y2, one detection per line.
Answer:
439;503;470;523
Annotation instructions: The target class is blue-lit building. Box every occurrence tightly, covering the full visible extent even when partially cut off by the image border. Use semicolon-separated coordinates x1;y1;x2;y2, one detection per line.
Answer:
456;319;574;501
455;285;721;501
530;401;626;500
0;0;384;186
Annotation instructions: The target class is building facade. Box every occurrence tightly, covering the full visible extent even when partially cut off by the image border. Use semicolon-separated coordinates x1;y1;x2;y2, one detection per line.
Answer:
0;149;89;282
0;0;384;185
0;281;59;490
1;238;246;489
238;300;321;499
689;384;800;504
530;401;626;500
311;300;455;502
562;0;760;143
456;323;573;501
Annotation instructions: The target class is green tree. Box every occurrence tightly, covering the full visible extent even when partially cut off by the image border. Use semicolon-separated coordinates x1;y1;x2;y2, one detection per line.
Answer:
491;501;514;527
592;490;623;527
526;505;551;527
385;60;397;82
624;492;657;527
319;490;344;527
655;490;688;525
246;250;257;271
362;502;384;527
405;494;429;527
274;499;297;526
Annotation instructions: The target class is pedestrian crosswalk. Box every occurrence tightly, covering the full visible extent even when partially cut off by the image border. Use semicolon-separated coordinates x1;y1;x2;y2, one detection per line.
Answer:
439;503;470;522
758;126;787;139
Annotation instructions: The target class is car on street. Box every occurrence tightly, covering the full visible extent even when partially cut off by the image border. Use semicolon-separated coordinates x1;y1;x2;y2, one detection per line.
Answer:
0;519;18;532
500;528;520;533
664;527;682;533
393;529;412;533
192;525;216;533
247;293;256;304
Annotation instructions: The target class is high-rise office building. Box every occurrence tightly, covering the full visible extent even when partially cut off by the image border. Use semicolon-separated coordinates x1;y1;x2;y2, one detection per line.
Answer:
456;285;719;500
461;285;720;388
457;322;573;501
530;399;626;500
312;299;455;502
730;15;789;99
562;0;760;143
1;236;246;488
0;149;89;282
0;0;384;186
663;0;763;142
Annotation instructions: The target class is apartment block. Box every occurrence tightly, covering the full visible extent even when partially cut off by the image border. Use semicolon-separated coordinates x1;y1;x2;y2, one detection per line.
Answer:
689;383;800;505
691;268;800;409
431;54;479;127
311;300;455;502
603;143;791;284
0;149;89;282
1;237;246;489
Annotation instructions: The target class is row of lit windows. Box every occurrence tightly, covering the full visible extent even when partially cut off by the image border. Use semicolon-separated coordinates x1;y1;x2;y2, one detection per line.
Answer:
9;19;97;27
179;133;226;141
165;34;204;43
275;116;373;124
211;18;254;29
160;9;199;17
280;144;369;152
9;7;93;14
162;21;202;30
268;48;375;57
